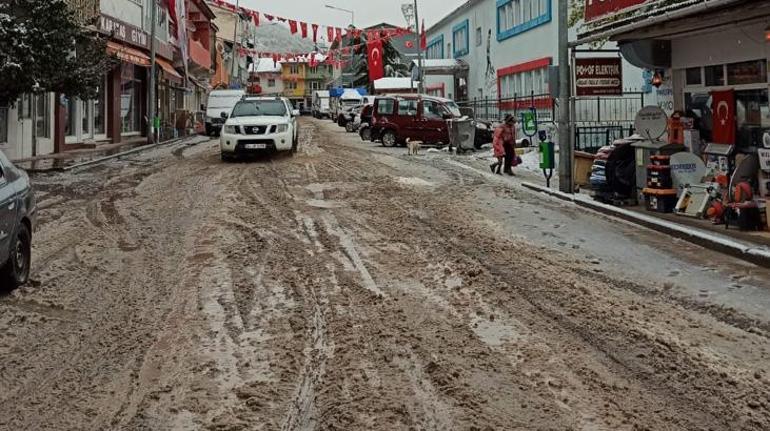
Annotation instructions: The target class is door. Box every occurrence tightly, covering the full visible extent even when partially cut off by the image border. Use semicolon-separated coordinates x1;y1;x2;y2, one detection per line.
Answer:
0;162;16;264
397;99;420;141
420;100;448;143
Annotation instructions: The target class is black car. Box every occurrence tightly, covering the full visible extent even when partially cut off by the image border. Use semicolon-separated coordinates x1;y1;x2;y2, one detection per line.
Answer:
0;151;35;288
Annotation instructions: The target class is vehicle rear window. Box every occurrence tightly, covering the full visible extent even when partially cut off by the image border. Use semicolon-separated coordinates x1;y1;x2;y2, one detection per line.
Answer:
376;99;395;115
231;100;287;117
398;100;418;117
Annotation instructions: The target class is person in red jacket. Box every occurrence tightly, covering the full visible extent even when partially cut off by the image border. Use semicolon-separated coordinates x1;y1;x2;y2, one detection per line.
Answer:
491;114;517;176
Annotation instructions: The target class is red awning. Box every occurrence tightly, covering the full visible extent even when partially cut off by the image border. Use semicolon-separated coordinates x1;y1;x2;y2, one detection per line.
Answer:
107;41;150;67
156;57;183;84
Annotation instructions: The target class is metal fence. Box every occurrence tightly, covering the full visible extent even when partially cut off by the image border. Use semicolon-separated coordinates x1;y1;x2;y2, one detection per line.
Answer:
458;92;644;153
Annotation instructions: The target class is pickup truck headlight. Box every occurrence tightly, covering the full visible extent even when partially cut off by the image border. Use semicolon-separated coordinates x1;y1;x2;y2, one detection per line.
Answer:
224;125;239;134
274;124;289;133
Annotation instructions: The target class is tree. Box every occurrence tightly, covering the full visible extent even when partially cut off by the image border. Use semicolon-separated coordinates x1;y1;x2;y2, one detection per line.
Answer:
0;0;113;105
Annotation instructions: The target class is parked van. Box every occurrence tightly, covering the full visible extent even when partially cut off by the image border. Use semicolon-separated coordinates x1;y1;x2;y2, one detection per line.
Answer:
370;95;463;147
312;91;331;118
205;89;246;135
331;89;365;123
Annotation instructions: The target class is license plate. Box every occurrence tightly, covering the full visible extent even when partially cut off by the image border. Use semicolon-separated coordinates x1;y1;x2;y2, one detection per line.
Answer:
244;143;266;149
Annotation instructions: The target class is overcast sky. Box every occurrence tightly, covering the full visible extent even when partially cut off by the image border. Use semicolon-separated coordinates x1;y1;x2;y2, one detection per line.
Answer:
238;0;467;30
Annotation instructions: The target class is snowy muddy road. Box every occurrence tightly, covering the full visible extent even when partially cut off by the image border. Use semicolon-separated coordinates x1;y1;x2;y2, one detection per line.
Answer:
1;118;769;430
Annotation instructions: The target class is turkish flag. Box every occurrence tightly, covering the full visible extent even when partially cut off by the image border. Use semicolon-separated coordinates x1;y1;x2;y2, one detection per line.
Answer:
367;38;384;82
327;26;334;43
312;24;319;42
289;20;298;34
300;22;308;38
166;0;178;38
335;27;342;42
712;90;736;145
420;20;427;50
265;14;274;21
252;11;259;26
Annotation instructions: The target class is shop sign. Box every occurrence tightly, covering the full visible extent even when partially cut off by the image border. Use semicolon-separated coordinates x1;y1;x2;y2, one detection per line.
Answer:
584;0;648;22
575;58;623;96
759;148;770;170
99;14;149;50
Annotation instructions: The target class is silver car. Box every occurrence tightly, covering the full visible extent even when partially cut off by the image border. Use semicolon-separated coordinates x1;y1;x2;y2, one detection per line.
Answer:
0;151;35;288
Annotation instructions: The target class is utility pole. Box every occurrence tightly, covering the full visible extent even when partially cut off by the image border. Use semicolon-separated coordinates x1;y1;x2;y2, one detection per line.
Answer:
231;0;240;87
413;0;424;94
148;0;158;144
557;0;572;193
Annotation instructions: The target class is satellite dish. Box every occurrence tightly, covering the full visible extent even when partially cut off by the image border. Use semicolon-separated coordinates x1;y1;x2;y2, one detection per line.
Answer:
670;152;707;191
762;132;770;149
634;106;668;141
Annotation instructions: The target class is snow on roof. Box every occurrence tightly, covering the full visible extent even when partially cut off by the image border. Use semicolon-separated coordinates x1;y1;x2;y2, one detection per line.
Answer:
340;88;364;99
411;59;467;68
373;77;419;90
283;52;328;64
250;58;282;73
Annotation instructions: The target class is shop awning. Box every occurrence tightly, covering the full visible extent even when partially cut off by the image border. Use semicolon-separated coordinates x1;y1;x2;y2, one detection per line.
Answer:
107;41;150;67
156;57;183;85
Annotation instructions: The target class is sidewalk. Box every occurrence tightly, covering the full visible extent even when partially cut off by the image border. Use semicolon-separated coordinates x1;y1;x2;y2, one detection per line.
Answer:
12;134;206;172
452;148;770;267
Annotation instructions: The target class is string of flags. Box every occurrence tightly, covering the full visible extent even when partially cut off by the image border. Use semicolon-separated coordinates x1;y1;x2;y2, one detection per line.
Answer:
209;0;423;49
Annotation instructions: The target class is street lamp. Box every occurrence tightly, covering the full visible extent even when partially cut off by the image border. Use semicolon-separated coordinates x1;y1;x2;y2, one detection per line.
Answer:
325;4;354;27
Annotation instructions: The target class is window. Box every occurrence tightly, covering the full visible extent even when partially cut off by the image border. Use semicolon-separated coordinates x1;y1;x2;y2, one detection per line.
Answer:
727;60;767;86
452;19;469;58
475;27;482;46
398;100;418;116
286;81;297;90
685;89;770;148
376;99;395;115
704;65;725;87
268;79;276;87
497;57;551;98
0;107;7;143
120;64;142;134
423;100;444;119
497;0;552;41
19;94;32;120
290;64;299;74
426;35;444;59
685;67;702;86
35;93;50;139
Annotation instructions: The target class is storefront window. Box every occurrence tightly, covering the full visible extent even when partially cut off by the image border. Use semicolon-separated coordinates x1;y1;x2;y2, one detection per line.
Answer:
0;107;7;143
685;89;770;148
685;67;702;86
727;60;766;86
65;97;77;138
35;93;50;139
94;83;105;135
121;64;142;134
704;65;725;87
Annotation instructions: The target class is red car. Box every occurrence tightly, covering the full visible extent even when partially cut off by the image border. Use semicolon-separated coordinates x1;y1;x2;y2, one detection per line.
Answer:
370;95;463;147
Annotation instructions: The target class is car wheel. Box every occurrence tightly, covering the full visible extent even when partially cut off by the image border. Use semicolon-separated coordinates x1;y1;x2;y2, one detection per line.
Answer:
345;122;354;133
1;223;31;289
382;130;397;148
221;152;233;162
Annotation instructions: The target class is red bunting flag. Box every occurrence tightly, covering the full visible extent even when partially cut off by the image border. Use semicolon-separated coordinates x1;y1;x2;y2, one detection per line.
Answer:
288;20;298;34
420;19;427;50
312;24;319;42
300;22;308;38
252;11;260;26
277;17;287;22
367;37;384;82
335;27;342;42
327;26;334;43
265;14;274;21
342;47;350;55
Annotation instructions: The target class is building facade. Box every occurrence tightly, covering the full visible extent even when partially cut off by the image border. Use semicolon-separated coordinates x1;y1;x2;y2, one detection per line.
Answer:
249;58;284;96
282;55;332;110
424;0;647;114
0;0;217;160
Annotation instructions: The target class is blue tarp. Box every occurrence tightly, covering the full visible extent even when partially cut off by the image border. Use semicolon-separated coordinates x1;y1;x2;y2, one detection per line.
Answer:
329;87;367;97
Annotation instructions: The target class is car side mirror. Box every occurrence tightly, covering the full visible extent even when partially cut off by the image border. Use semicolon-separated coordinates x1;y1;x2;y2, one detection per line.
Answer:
292;109;300;117
220;112;228;119
443;113;454;120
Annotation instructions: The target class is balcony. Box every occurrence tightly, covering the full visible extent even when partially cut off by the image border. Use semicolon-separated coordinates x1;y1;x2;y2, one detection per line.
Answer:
65;0;99;24
283;87;305;98
189;39;212;72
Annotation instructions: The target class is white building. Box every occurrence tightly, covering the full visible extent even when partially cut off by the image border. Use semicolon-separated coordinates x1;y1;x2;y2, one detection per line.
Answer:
249;58;284;96
423;0;648;115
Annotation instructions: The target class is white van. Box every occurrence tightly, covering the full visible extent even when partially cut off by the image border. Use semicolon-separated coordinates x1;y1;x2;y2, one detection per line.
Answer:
205;89;246;135
334;89;364;124
312;91;330;118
